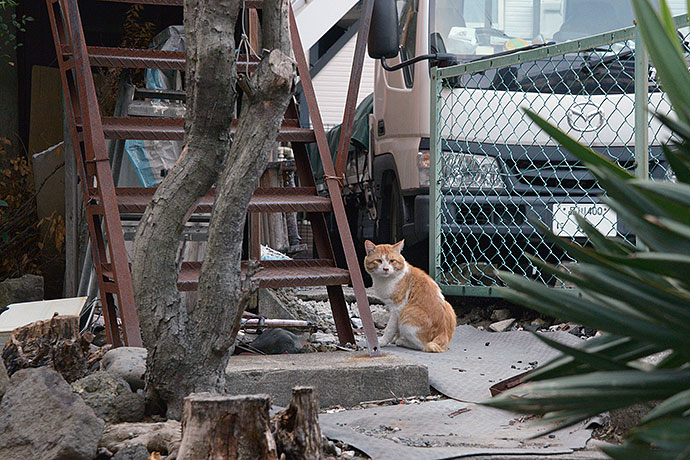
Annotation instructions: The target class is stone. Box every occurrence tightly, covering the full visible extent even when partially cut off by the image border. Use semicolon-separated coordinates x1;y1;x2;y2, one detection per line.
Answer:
0;367;104;460
490;308;511;322
0;274;43;308
112;444;149;460
250;328;303;354
523;324;541;333
372;310;389;329
311;332;338;345
0;357;8;400
294;286;384;305
257;288;297;320
101;346;147;391
94;447;114;460
224;352;429;408
72;371;145;423
489;318;516;332
101;421;181;458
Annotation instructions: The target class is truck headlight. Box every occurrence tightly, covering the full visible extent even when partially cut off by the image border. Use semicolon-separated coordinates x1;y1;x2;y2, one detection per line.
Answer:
441;152;503;190
418;151;431;187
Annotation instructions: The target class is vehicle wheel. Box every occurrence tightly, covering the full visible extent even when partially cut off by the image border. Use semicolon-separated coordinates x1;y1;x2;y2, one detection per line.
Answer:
378;175;403;244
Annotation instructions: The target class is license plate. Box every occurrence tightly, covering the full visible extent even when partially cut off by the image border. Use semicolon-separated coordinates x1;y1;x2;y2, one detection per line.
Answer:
552;203;617;237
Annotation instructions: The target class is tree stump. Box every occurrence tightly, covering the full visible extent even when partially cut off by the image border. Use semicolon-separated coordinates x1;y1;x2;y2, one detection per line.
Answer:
177;393;278;460
2;314;92;383
271;387;322;460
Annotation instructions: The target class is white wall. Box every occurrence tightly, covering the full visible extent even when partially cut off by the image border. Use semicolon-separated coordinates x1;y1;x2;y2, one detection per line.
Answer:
311;34;376;130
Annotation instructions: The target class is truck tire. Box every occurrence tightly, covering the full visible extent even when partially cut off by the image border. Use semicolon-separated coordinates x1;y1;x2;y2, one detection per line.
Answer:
378;175;403;244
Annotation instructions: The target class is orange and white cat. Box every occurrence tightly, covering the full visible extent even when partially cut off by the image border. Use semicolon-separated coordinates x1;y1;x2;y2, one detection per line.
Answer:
364;240;456;353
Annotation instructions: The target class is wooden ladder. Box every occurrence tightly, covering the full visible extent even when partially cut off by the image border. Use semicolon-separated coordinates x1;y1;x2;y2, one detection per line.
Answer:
47;0;381;356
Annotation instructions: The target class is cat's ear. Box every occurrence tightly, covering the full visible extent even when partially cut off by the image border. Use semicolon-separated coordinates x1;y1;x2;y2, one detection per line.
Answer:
364;240;376;255
392;239;405;254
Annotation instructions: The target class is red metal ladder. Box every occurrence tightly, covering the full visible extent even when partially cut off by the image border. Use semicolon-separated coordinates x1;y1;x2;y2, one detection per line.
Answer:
46;0;381;356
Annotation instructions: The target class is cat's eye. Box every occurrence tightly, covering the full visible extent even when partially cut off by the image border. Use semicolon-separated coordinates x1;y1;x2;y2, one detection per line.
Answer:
374;259;382;263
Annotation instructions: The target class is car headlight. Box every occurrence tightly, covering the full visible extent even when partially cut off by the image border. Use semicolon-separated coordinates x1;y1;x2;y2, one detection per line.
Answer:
441;152;503;190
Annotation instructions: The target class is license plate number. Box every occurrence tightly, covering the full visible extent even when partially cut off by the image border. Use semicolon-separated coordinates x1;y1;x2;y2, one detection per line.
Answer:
552;203;617;237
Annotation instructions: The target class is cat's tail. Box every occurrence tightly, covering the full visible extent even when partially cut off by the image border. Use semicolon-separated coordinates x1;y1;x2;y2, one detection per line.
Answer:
424;335;450;353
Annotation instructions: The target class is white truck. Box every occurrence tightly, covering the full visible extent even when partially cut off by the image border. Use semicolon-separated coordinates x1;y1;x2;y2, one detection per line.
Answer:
326;0;683;273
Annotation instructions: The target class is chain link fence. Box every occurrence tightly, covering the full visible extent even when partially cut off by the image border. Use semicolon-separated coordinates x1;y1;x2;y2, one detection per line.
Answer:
430;16;687;297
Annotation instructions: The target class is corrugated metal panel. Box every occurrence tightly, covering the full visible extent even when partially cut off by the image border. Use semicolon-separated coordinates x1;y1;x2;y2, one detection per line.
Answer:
312;35;376;130
503;0;534;38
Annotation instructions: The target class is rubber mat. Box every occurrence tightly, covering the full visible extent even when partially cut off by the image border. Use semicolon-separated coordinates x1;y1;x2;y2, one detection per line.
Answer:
320;399;596;460
385;325;583;403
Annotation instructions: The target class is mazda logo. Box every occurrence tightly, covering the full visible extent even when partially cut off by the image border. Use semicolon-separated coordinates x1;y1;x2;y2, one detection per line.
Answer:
566;102;605;132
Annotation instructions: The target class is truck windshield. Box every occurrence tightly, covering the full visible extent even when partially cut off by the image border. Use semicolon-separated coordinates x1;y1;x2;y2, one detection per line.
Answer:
430;0;687;58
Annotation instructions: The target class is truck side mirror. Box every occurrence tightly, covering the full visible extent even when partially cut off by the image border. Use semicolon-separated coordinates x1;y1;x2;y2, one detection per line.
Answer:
368;0;400;59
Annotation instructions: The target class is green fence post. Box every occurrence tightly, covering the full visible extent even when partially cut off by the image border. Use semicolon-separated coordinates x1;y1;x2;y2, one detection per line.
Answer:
634;25;649;180
429;67;440;282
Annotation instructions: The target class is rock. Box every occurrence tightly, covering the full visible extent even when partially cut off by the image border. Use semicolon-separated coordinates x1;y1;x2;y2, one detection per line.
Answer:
523;324;541;333
311;332;338;345
112;444;149;460
490;308;511;322
0;357;8;400
72;371;145;423
0;367;104;460
568;325;583;337
257;288;297;320
102;347;147;391
350;317;363;329
101;421;181;458
489;319;516;332
531;318;549;327
94;447;114;460
0;274;43;308
372;310;389;329
250;328;303;354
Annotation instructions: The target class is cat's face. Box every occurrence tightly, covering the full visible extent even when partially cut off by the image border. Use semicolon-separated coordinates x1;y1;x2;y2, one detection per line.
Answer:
364;240;406;278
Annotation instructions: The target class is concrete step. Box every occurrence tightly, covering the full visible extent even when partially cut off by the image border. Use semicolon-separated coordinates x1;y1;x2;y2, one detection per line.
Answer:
224;351;428;408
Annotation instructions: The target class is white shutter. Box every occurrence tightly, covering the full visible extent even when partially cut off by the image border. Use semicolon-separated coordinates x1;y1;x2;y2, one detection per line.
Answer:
311;35;376;130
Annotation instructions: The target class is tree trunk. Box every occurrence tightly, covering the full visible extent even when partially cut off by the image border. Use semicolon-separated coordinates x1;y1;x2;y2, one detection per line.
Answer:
2;314;92;383
271;387;323;460
177;393;278;460
131;0;295;418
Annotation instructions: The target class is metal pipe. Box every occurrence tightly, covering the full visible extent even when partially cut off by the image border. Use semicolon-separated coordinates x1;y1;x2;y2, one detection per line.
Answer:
634;26;649;180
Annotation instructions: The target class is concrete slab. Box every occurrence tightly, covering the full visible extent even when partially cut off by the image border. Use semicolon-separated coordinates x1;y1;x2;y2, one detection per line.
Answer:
225;352;429;408
294;286;384;305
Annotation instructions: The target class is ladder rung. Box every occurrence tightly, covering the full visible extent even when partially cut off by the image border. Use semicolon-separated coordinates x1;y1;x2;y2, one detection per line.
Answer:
101;260;351;290
89;117;315;143
66;46;261;73
97;0;263;7
115;186;333;214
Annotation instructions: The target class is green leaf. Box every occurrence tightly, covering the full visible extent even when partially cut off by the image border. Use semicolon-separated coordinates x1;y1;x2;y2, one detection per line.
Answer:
632;0;690;123
0;199;7;207
530;333;633;371
496;275;690;351
602;442;677;460
526;334;663;382
598;251;690;285
484;369;690;415
663;145;690;185
642;389;690;423
572;212;637;256
523;110;634;180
